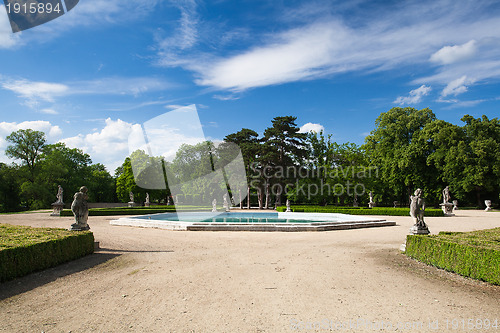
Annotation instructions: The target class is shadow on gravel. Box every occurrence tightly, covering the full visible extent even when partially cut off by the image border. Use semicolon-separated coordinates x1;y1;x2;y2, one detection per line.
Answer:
97;247;174;253
0;252;119;300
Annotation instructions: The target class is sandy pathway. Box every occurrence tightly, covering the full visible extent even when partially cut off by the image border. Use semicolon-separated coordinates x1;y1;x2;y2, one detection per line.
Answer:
0;210;499;332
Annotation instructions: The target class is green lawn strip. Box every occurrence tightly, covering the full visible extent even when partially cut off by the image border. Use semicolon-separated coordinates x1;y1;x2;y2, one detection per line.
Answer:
405;228;500;285
277;206;444;217
0;224;94;282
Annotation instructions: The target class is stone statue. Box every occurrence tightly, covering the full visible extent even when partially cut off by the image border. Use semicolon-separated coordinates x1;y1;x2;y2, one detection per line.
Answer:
128;191;135;207
368;191;375;208
223;194;230;212
452;200;458;211
442;186;451;204
239;189;243;209
50;185;65;216
285;199;291;212
393;201;398;208
167;196;173;206
145;192;150;207
485;200;492;211
409;188;429;234
353;194;358;207
212;199;217;212
70;186;90;231
56;185;64;204
440;186;454;215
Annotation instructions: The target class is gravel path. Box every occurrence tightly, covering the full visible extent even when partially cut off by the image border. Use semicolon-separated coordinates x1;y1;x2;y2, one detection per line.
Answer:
1;210;499;332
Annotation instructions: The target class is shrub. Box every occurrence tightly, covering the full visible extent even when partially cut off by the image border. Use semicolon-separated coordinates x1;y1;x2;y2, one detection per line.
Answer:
0;224;94;282
404;228;500;285
276;206;444;217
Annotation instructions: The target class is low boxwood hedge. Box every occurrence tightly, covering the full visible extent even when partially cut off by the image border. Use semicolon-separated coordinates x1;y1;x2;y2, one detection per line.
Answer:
404;228;500;285
276;205;444;217
0;224;94;282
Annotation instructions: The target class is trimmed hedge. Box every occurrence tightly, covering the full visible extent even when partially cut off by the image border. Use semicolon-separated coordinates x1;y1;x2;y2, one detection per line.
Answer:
277;205;445;217
404;228;500;285
61;208;176;216
60;205;215;217
0;224;94;282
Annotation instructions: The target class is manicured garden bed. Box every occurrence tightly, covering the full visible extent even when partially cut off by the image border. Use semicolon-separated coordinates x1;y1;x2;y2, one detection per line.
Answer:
0;224;94;282
404;228;500;285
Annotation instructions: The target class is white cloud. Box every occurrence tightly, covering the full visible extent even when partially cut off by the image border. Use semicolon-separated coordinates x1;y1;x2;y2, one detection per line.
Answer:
441;76;474;97
430;40;477;65
1;76;173;109
394;85;432;105
40;108;58;115
156;0;500;95
299;122;325;133
70;77;173;97
212;94;240;101
61;118;134;172
195;22;348;91
1;80;69;107
156;0;199;67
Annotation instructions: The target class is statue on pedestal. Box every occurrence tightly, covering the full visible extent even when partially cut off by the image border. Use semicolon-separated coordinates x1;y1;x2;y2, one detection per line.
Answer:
145;192;150;207
50;185;65;216
212;199;217;212
70;186;90;231
442;186;451;203
128;191;135;207
56;185;63;203
439;186;454;216
409;188;429;235
368;191;375;208
285;199;291;212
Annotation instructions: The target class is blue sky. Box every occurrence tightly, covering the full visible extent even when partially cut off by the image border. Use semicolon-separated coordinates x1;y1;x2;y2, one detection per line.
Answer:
1;0;500;172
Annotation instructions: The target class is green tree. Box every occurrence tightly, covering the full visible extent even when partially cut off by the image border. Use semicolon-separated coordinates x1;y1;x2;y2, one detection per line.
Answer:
87;163;116;203
0;163;22;212
5;129;46;182
363;107;437;205
458;115;500;206
224;128;261;207
415;119;466;203
260;116;307;205
115;157;139;203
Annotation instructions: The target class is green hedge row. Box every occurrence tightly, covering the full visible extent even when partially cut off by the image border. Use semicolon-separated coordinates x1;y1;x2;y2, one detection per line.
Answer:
277;206;444;217
404;229;500;285
0;224;94;282
60;208;176;216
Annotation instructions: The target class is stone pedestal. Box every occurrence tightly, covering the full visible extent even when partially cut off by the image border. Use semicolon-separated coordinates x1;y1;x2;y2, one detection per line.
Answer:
439;202;454;216
70;223;90;231
144;202;150;207
368;202;375;208
409;224;430;235
50;202;64;216
128;201;135;207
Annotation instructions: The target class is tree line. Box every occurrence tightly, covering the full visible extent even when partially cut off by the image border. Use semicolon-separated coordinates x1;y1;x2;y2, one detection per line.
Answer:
1;108;499;212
